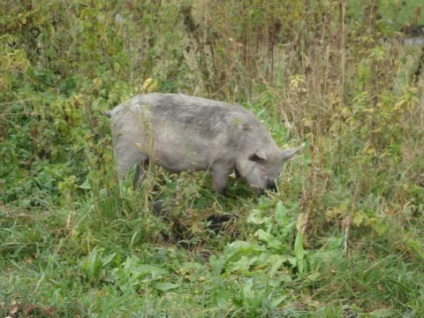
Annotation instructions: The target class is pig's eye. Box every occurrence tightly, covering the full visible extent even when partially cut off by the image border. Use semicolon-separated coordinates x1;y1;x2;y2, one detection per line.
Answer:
248;153;266;162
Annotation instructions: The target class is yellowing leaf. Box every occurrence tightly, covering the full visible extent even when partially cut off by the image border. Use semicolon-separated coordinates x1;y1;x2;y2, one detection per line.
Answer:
142;78;158;93
352;211;366;227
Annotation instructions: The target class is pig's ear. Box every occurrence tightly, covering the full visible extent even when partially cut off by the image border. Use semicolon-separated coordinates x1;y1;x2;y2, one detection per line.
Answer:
281;143;305;162
249;150;267;162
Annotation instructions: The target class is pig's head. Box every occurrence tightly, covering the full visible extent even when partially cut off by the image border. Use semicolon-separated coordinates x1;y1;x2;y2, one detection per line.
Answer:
236;144;304;195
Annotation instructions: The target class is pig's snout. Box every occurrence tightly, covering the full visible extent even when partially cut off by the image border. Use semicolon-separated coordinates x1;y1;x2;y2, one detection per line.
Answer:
266;179;277;192
258;179;277;196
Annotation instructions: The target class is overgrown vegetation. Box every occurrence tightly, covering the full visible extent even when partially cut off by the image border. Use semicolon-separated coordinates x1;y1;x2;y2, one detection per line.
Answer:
1;0;423;317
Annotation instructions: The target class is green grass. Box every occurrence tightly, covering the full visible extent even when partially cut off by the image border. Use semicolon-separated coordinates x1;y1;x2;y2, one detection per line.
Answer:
1;139;423;317
1;1;424;317
2;103;424;317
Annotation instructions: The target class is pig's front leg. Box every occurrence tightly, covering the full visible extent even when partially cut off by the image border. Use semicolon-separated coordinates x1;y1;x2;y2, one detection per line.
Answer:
211;164;231;195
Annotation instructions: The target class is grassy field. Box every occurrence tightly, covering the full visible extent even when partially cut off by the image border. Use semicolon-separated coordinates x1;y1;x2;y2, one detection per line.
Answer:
1;1;424;317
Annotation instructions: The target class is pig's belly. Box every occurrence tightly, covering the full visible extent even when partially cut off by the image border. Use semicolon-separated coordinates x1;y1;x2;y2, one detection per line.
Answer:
153;145;212;172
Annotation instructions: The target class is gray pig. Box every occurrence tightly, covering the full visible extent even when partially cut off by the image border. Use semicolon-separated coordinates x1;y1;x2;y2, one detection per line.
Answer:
105;93;303;195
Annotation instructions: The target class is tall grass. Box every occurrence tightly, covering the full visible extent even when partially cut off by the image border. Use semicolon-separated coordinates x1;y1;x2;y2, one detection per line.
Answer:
1;0;424;316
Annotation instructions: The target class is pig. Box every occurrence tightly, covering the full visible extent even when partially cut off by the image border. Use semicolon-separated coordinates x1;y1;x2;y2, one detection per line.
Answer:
105;93;303;195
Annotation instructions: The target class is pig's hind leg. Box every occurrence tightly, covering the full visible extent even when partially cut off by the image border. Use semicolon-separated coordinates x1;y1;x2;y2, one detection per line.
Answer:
133;156;150;185
115;146;149;184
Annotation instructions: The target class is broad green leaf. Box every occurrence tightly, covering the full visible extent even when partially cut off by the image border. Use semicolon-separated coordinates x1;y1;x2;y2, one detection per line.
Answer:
247;209;268;224
155;282;180;292
131;264;168;278
268;255;286;277
78;178;91;190
255;229;273;243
